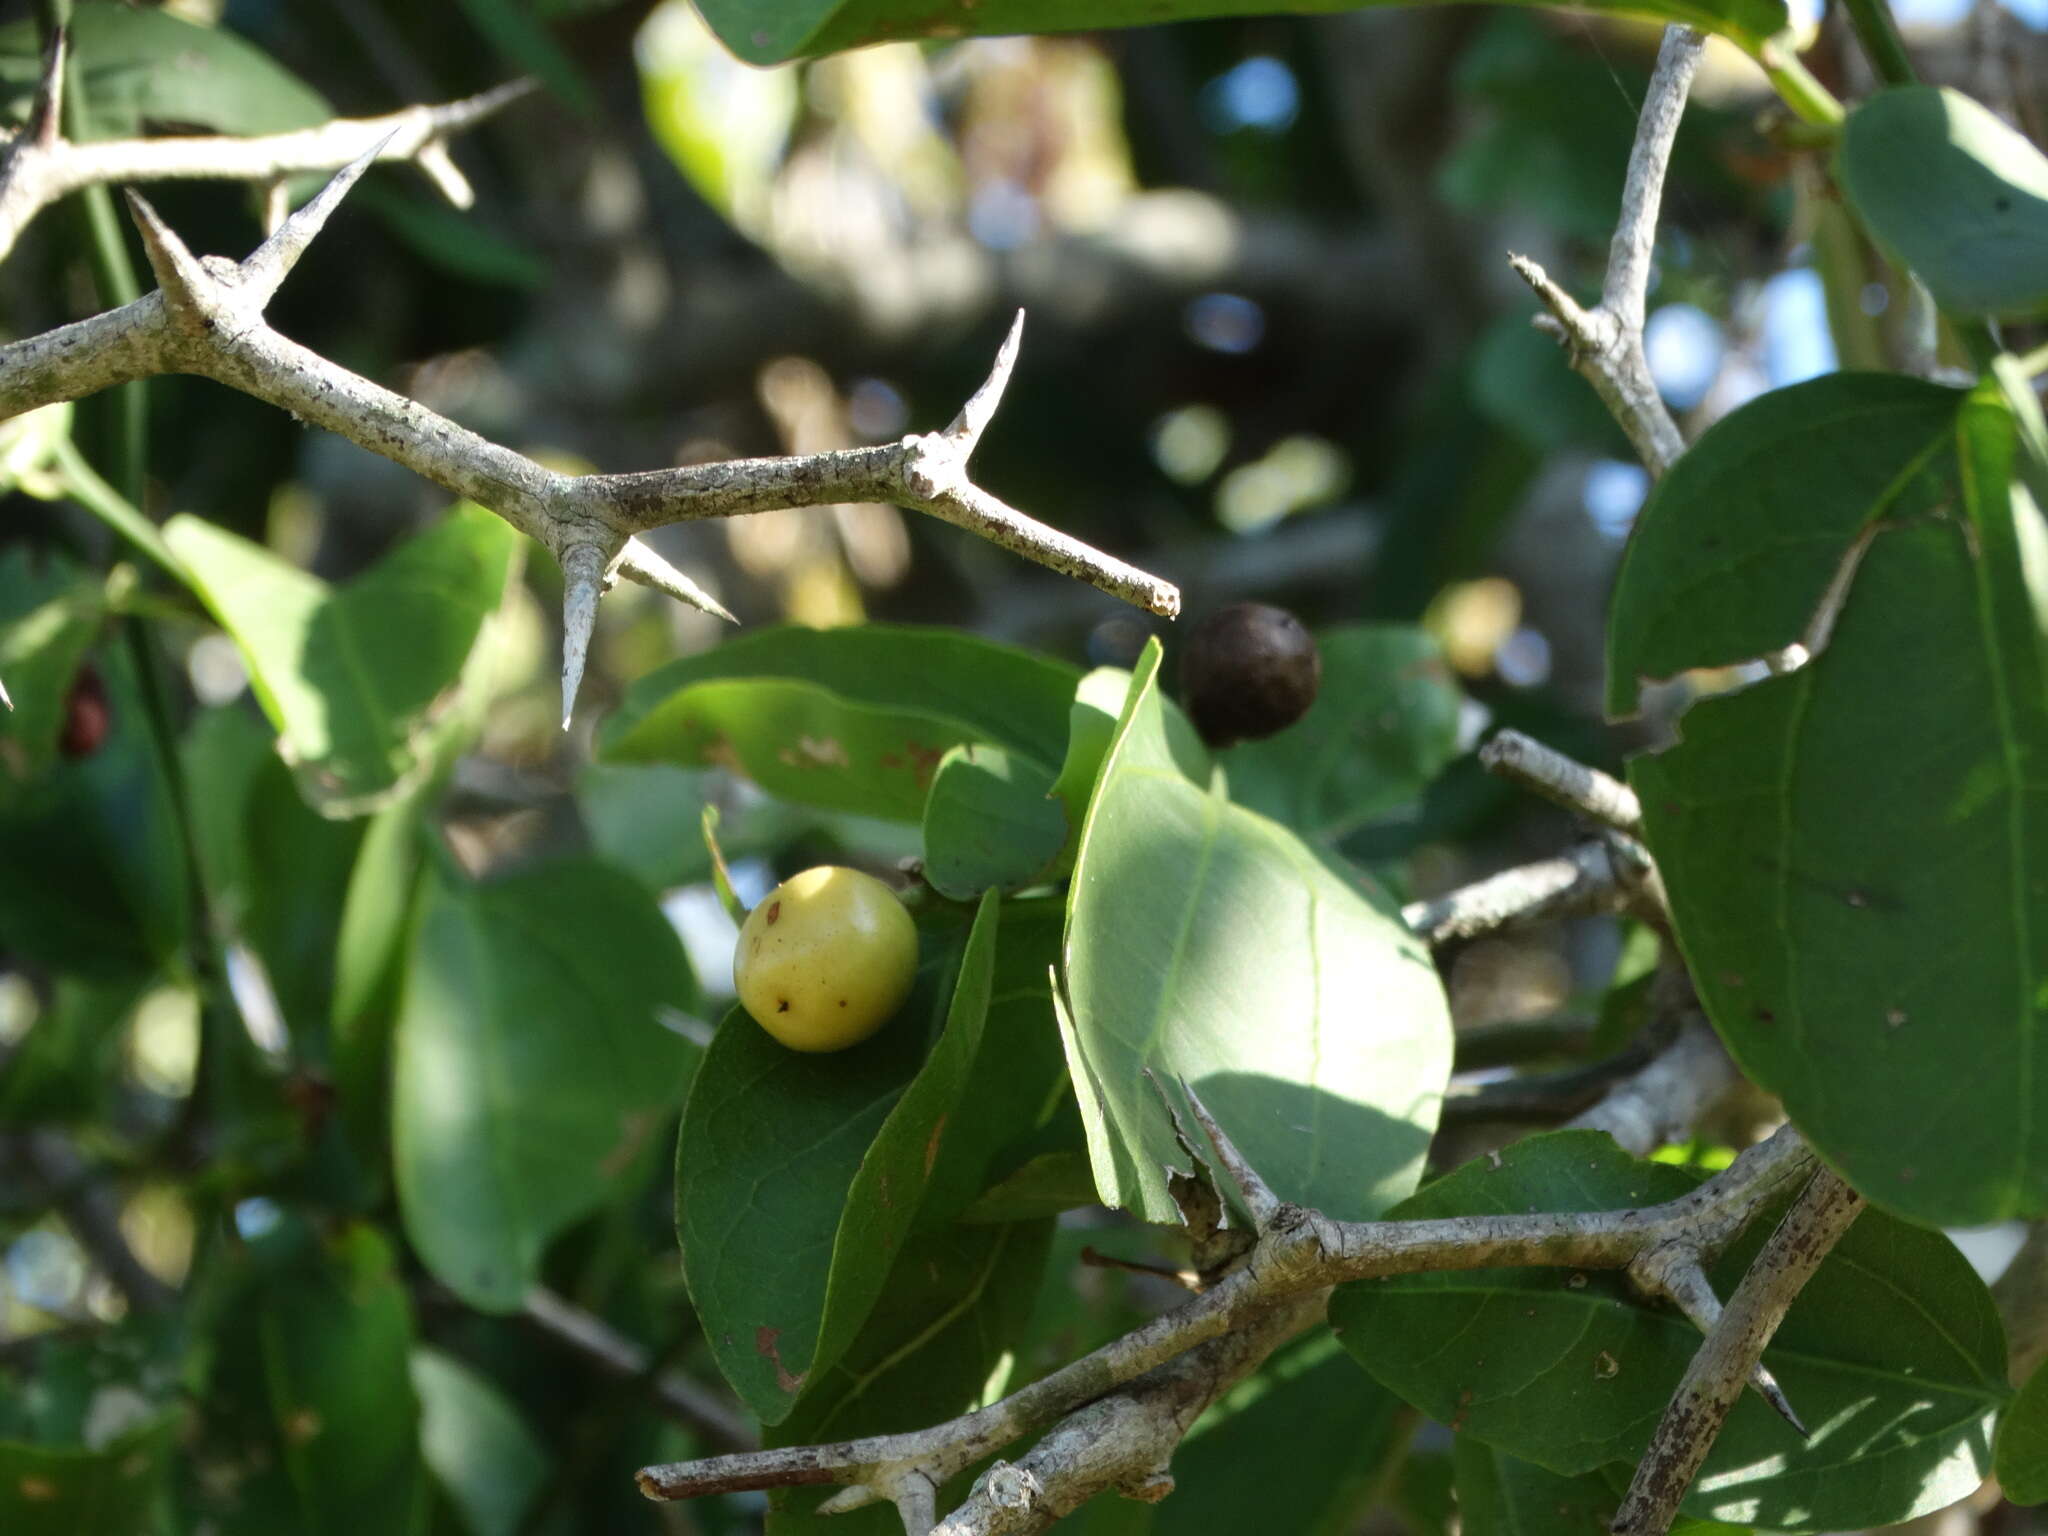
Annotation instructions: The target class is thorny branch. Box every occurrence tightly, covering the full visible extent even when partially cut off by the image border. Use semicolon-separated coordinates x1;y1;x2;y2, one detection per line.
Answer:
0;148;1180;725
636;1127;1819;1525
1509;25;1704;476
1613;1168;1864;1535
0;25;534;260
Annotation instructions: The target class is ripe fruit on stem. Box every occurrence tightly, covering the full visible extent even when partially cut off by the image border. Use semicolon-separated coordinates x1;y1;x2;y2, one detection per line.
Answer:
733;866;918;1052
1179;602;1321;748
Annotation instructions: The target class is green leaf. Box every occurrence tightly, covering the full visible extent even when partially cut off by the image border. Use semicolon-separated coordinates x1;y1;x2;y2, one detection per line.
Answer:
0;3;328;139
1222;626;1463;841
1618;379;2048;1222
0;1411;179;1536
411;1348;550;1536
921;744;1068;899
452;0;595;115
0;645;188;978
0;550;105;785
767;1220;1054;1533
1146;1333;1408;1536
394;857;699;1311
693;0;1787;65
602;625;1082;821
186;708;365;1049
1997;1355;2048;1504
1839;85;2048;319
254;1225;427;1536
1606;371;1965;716
678;897;999;1424
1062;640;1451;1224
956;1149;1099;1223
165;506;521;817
1330;1132;2005;1531
1453;1437;1616;1536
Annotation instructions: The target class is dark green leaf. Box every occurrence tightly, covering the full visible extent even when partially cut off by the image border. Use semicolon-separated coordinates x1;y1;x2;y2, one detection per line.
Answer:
1223;626;1462;841
165;506;521;817
1454;1437;1614;1536
921;744;1068;899
677;900;991;1424
1997;1355;2048;1504
394;857;699;1311
767;1220;1054;1534
0;3;327;139
1063;640;1451;1223
1472;311;1634;457
957;1150;1099;1223
255;1225;427;1536
452;0;595;114
411;1348;550;1536
602;625;1082;817
1330;1132;2005;1530
186;708;365;1049
1099;1332;1409;1536
0;645;188;978
0;1412;179;1536
1606;371;1965;716
1620;379;2048;1222
693;0;1787;66
1839;85;2048;318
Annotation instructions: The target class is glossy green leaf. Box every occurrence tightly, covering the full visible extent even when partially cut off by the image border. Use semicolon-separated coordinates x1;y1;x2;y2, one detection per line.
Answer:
920;899;1076;1223
766;1220;1054;1534
0;550;104;787
1062;641;1451;1224
1839;85;2048;318
921;744;1068;899
0;4;327;139
602;625;1081;821
1223;626;1463;841
678;898;995;1424
1997;1355;2048;1504
0;1412;179;1536
1330;1132;2005;1530
692;0;1787;65
254;1225;427;1536
1618;378;2048;1223
1453;1438;1615;1536
1606;372;1965;715
411;1348;550;1536
394;857;698;1311
165;506;520;817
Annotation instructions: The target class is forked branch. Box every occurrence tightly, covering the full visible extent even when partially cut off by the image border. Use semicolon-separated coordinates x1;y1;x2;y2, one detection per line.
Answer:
0;154;1179;724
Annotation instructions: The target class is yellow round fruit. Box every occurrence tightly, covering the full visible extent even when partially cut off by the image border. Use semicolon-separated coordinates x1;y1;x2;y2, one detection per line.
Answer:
733;866;918;1052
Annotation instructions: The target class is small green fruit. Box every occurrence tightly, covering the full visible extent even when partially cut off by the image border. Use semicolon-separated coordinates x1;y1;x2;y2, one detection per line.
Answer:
733;866;918;1052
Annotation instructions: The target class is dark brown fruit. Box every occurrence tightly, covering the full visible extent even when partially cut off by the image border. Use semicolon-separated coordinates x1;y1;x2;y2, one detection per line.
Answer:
1179;603;1321;748
57;662;109;761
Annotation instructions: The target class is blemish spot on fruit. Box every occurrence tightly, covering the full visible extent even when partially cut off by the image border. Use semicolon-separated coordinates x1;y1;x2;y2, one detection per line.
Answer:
1594;1350;1620;1379
1886;1008;1907;1027
19;1476;57;1501
777;998;790;1013
839;998;848;1007
1753;1004;1776;1024
766;901;782;925
1566;1272;1588;1289
1846;889;1870;908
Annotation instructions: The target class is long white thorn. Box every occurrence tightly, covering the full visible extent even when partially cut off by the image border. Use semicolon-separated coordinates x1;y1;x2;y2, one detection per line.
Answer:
560;543;606;730
940;309;1025;456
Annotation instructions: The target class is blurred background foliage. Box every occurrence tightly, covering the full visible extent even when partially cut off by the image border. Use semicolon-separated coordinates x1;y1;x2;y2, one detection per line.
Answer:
3;0;2046;1528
